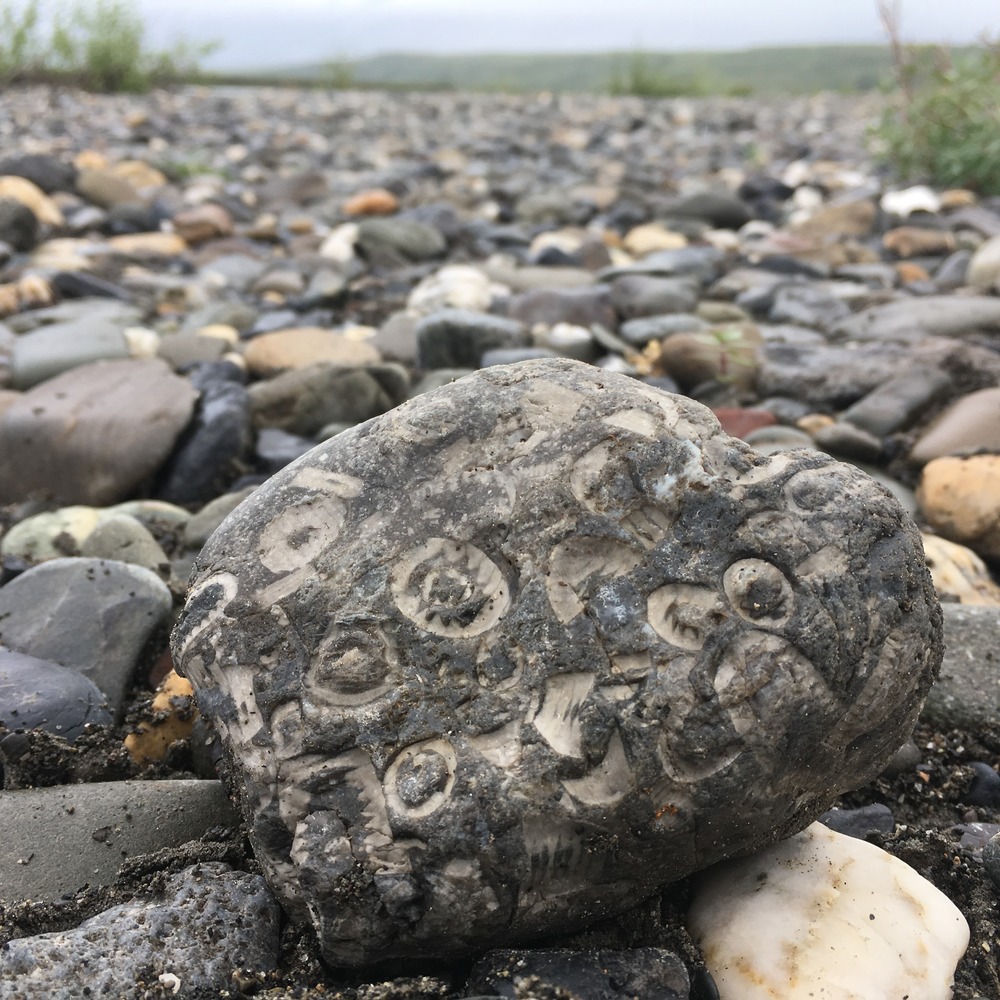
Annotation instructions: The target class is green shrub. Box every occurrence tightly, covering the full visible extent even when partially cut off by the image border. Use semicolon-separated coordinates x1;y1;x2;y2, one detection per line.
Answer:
872;0;1000;194
0;0;217;92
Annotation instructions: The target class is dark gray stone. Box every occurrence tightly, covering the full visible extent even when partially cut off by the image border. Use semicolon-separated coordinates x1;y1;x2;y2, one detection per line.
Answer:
841;364;953;437
756;342;916;408
174;358;941;967
619;314;708;346
611;275;699;320
0;648;112;741
256;427;316;474
0;862;278;999
767;279;851;332
812;422;883;463
600;246;725;284
0;198;39;251
415;309;530;370
662;191;752;229
983;833;1000;891
965;762;1000;809
0;558;172;712
156;369;252;507
467;947;690;999
921;605;1000;731
0;153;77;193
480;347;560;367
248;362;409;436
508;285;616;330
818;804;895;840
831;295;1000;343
0;782;239;902
357;217;447;265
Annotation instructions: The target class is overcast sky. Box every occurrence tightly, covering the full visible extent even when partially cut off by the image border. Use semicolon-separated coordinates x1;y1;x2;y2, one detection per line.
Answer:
137;0;997;70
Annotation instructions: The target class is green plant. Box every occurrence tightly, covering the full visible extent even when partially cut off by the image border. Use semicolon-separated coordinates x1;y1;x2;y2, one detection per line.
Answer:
872;0;1000;194
608;50;704;98
0;0;217;91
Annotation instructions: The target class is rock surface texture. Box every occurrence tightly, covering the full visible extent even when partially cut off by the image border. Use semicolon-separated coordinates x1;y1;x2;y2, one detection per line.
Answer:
173;358;942;966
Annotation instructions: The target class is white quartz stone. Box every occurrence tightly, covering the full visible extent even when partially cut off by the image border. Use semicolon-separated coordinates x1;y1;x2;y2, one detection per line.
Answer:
688;821;969;1000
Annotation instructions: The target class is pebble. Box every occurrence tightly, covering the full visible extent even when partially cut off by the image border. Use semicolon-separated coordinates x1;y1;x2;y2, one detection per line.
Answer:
0;862;279;998
244;326;381;375
0;557;173;713
922;534;1000;607
0;648;112;742
415;308;529;368
174;358;940;966
909;386;1000;463
918;455;1000;560
689;822;969;1000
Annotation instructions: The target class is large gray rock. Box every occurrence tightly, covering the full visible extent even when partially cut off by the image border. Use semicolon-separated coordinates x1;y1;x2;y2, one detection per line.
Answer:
0;557;173;712
0;781;239;902
0;358;197;506
0;862;279;999
173;358;941;967
830;295;1000;343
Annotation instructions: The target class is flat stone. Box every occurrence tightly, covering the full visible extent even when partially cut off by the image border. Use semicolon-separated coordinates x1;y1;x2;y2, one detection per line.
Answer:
9;299;143;389
0;781;239;902
173;358;941;967
244;327;381;375
76;167;142;209
619;314;707;346
910;387;1000;464
0;358;197;506
842;365;953;438
831;295;1000;343
0;862;278;999
0;557;173;712
0;648;112;742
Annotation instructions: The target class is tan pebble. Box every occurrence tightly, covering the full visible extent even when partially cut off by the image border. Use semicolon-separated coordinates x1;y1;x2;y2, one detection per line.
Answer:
918;456;1000;560
110;160;168;191
0;284;21;317
171;203;233;245
796;413;835;435
940;189;977;210
244;326;381;376
343;187;400;216
893;260;931;283
922;534;1000;607
245;212;279;241
15;274;54;308
108;232;187;256
124;670;198;765
0;175;64;226
882;226;956;258
74;150;108;170
197;324;240;345
623;222;687;256
285;215;315;234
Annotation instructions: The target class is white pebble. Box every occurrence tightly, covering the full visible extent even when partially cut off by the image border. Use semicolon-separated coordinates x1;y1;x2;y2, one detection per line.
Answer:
688;821;969;1000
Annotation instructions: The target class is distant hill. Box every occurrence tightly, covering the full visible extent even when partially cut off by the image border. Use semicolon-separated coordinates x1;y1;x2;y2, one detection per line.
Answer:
243;45;932;96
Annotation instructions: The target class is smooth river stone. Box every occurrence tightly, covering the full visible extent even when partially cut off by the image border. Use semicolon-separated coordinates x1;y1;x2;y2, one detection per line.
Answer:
172;358;942;967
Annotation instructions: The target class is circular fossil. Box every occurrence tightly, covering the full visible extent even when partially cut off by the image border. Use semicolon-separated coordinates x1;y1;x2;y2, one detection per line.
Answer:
172;358;942;967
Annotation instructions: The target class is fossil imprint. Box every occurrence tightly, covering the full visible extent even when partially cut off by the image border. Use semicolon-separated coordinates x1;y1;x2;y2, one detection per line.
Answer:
173;358;942;966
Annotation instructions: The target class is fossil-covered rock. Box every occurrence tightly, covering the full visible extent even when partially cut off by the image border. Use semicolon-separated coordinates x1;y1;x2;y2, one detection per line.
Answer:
172;358;942;967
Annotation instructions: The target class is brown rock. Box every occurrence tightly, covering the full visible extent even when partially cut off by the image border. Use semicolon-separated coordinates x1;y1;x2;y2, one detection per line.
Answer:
107;232;188;257
910;387;1000;465
922;534;1000;607
659;323;762;390
918;455;1000;560
0;359;197;506
343;188;400;216
893;261;931;283
109;160;168;192
882;227;956;258
171;203;234;245
244;328;381;376
712;407;776;440
792;199;876;239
